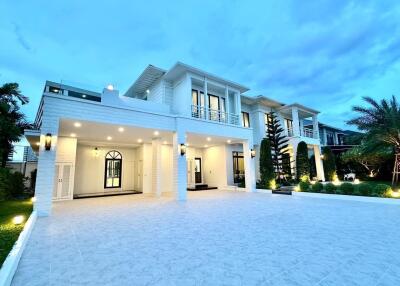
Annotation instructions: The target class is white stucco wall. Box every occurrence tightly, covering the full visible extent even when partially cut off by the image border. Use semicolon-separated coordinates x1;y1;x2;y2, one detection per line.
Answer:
74;145;137;195
203;145;228;188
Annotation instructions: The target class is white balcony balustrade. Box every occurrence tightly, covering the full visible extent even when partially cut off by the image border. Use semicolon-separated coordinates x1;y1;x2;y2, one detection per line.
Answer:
286;127;318;139
191;105;239;125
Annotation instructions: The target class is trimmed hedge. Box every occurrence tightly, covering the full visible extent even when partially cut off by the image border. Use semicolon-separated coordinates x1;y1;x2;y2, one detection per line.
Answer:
299;181;310;192
357;183;373;196
340;183;354;195
311;182;323;193
324;183;337;194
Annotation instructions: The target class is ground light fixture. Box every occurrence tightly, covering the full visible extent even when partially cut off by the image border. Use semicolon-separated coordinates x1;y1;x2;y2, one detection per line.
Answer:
391;190;400;198
31;197;37;203
180;143;187;156
251;149;256;158
45;133;52;150
354;178;360;184
12;215;24;225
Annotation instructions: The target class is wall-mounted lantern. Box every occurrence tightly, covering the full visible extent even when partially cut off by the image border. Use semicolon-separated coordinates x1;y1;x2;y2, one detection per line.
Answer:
251;149;256;158
45;133;52;151
180;144;187;156
93;147;99;157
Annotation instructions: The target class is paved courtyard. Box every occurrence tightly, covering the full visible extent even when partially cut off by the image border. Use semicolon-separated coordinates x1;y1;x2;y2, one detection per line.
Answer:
12;191;400;285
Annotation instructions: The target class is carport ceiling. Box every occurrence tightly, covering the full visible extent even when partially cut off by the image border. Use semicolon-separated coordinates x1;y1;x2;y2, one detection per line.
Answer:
59;119;173;145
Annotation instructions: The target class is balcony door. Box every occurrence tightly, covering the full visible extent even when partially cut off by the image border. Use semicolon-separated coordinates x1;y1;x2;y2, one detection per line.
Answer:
192;90;205;118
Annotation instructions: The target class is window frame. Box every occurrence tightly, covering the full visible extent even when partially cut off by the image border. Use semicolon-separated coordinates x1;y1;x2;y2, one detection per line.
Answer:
242;112;250;128
232;151;245;183
104;150;123;189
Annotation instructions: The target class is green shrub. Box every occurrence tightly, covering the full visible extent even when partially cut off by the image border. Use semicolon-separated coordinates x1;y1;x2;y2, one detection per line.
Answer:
311;182;323;193
325;183;337;194
340;183;354;195
357;183;373;196
296;141;310;180
372;184;392;197
259;138;275;187
0;168;26;200
299;181;310;192
352;189;361;196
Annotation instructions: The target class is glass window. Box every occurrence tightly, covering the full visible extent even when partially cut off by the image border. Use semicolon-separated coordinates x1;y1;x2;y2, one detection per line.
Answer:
242;112;250;127
209;94;220;121
233;151;245;183
192;90;198;106
104;150;122;188
48;86;63;94
327;133;334;145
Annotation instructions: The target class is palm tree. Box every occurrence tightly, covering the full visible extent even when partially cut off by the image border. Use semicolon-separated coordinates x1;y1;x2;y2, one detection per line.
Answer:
0;83;31;167
347;96;400;187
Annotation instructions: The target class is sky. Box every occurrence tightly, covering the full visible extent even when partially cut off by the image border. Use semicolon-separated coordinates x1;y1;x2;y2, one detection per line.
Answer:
1;0;400;130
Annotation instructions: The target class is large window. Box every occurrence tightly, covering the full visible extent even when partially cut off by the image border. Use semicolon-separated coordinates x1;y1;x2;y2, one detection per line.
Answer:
232;151;245;183
326;132;335;145
242;112;250;128
104;150;122;188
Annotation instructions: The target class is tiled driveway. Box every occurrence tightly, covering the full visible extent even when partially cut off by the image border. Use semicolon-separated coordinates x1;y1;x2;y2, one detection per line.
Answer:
12;191;400;286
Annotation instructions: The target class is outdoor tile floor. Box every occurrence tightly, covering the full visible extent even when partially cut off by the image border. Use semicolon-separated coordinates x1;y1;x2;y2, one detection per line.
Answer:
12;190;400;285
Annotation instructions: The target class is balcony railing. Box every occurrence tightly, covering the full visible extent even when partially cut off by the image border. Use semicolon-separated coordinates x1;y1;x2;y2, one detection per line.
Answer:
286;127;318;139
191;105;239;125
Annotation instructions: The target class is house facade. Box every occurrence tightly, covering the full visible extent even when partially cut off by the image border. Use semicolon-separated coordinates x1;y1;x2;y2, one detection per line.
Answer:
26;62;325;216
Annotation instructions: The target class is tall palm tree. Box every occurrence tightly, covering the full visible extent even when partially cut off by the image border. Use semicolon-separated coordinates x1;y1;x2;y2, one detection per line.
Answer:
347;96;400;187
0;83;31;167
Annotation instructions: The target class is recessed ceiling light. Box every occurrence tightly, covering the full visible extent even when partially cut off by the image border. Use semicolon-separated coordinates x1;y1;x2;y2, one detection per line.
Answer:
118;127;124;132
146;89;150;94
227;139;231;144
82;94;87;98
204;144;208;148
206;137;211;142
107;84;114;91
107;136;112;140
153;131;159;136
70;133;76;137
74;122;81;127
137;139;143;143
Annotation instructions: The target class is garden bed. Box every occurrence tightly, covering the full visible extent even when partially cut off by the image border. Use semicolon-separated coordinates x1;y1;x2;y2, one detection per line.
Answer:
0;200;33;266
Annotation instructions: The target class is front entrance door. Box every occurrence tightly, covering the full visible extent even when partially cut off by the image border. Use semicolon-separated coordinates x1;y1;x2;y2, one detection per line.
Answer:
53;163;73;200
194;157;202;184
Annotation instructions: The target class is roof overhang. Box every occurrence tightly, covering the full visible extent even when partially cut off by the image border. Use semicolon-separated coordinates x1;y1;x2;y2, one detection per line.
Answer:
24;129;41;153
241;94;284;108
163;62;250;93
124;65;166;98
278;103;320;117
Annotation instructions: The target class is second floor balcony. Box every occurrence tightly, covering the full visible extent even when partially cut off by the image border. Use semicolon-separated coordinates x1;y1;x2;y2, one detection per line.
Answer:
191;105;240;125
287;127;318;139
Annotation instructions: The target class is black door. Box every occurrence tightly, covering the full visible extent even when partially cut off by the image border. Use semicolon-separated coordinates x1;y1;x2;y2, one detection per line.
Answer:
194;158;202;184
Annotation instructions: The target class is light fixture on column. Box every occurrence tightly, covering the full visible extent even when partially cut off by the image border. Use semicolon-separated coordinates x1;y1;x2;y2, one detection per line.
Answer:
45;133;52;151
93;147;99;157
251;149;256;158
180;144;187;156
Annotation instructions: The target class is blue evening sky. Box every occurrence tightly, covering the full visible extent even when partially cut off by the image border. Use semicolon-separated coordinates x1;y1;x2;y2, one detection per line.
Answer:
1;0;399;130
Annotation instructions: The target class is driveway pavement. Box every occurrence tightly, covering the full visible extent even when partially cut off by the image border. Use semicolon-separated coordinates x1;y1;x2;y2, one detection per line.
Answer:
12;191;400;285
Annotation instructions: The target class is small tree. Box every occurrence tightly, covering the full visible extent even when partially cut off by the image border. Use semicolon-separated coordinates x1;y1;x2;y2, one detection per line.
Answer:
266;112;290;182
296;141;310;180
322;146;336;181
259;138;275;188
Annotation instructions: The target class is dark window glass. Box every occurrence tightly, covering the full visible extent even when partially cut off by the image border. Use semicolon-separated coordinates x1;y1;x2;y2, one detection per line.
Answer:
48;86;63;94
327;133;334;145
104;150;122;188
68;90;101;102
242;112;250;127
233;151;245;183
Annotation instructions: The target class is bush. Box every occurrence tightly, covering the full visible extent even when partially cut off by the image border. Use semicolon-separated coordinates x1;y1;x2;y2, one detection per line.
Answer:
322;146;337;181
259;138;275;187
340;182;354;195
296;141;310;180
325;183;337;194
0;168;26;200
357;183;373;196
372;184;392;197
311;182;323;193
299;181;310;192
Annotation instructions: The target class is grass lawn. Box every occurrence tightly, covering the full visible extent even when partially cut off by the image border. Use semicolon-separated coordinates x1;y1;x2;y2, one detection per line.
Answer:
0;199;33;266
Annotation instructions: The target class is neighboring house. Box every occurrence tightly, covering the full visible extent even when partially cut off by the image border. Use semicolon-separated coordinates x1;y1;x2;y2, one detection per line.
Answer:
25;62;325;216
6;145;38;188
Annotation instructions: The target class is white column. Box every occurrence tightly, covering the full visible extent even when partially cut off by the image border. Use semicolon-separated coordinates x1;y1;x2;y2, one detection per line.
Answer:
236;92;242;126
152;138;162;197
300;120;304;136
277;112;288;136
322;128;327;145
173;128;187;200
291;141;299;178
34;118;59;216
225;86;230;123
291;107;300;137
204;78;209;120
314;145;325;181
243;140;256;193
312;115;320;139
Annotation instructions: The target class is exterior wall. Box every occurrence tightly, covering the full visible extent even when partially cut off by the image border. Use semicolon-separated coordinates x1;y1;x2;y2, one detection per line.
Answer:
203;145;228;188
74;145;136;195
147;79;164;103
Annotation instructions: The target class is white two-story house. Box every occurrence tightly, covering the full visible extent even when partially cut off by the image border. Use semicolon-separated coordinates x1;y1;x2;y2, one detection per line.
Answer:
25;62;325;216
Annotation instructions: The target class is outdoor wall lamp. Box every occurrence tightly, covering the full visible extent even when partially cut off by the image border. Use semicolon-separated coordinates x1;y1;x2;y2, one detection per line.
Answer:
180;144;187;156
44;133;52;151
251;149;256;158
93;147;99;157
